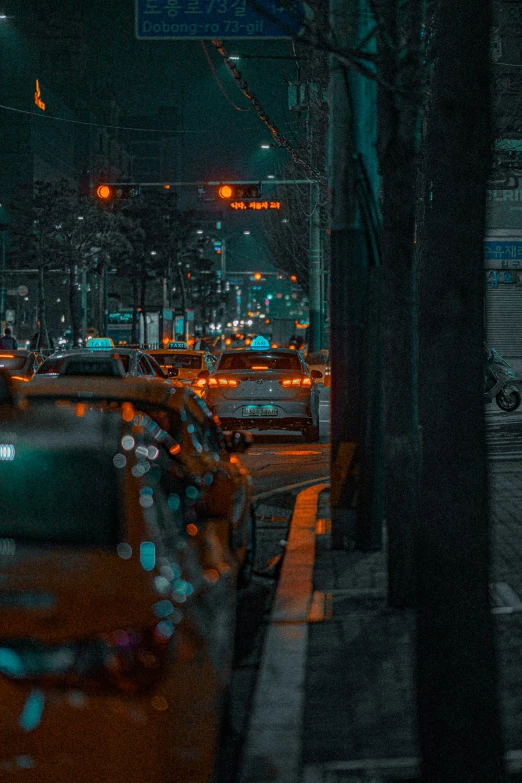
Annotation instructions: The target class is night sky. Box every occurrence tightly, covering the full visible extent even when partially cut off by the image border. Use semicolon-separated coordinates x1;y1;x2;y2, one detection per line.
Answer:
4;0;308;269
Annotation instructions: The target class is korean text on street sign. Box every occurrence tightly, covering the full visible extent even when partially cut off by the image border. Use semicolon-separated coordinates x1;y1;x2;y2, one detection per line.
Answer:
135;0;306;40
230;200;281;210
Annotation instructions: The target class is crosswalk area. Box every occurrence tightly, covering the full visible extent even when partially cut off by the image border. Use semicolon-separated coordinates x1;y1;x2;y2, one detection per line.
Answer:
486;407;522;461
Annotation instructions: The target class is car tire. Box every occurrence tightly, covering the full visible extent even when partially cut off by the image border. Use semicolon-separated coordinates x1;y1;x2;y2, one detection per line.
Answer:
238;505;256;589
302;424;320;442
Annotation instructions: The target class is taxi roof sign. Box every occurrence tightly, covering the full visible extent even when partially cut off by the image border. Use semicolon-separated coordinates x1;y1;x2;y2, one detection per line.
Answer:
86;337;115;351
250;335;271;350
167;341;188;350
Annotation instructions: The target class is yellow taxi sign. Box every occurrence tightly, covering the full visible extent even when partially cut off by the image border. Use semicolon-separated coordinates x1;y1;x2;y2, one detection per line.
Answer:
86;337;115;351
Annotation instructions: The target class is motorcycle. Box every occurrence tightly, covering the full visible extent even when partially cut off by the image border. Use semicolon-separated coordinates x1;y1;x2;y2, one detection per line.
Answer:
484;345;521;412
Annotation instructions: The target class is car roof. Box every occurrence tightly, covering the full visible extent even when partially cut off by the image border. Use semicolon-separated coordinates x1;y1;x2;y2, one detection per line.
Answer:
219;348;302;357
23;375;188;411
147;349;207;356
44;348;142;360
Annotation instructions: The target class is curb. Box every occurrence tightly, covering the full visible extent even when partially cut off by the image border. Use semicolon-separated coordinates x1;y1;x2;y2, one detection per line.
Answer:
238;482;329;783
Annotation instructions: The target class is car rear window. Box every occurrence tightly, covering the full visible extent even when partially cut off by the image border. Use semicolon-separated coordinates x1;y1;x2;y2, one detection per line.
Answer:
0;449;120;547
218;352;302;371
0;355;26;370
154;353;202;370
35;356;67;374
61;358;124;377
37;353;130;375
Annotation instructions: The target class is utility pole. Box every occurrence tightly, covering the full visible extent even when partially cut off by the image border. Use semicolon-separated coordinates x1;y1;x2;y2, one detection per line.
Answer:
327;0;383;549
0;227;7;331
308;181;322;352
81;268;88;343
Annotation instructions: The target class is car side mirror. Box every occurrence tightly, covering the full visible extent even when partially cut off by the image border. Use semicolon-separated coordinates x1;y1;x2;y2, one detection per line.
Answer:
225;430;253;453
198;369;210;379
311;369;323;379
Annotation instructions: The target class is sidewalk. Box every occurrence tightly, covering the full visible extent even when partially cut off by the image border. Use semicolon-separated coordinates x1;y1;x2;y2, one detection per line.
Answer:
238;464;522;783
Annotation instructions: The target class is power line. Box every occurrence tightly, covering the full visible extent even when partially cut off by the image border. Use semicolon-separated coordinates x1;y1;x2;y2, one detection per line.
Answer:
0;102;245;134
210;39;325;185
200;40;251;112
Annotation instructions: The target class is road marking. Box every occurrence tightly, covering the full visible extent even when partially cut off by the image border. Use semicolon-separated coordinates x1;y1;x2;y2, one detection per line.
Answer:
253;476;330;503
249;449;323;456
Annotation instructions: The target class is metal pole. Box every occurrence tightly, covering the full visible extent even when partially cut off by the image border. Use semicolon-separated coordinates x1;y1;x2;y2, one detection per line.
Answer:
308;181;321;352
0;231;6;330
103;264;109;335
81;268;87;344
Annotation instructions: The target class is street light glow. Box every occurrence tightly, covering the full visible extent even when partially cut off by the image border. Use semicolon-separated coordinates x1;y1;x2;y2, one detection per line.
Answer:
243;231;251;235
261;145;270;149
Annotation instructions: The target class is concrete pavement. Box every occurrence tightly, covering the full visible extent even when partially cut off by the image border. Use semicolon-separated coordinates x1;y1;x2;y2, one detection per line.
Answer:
237;463;522;782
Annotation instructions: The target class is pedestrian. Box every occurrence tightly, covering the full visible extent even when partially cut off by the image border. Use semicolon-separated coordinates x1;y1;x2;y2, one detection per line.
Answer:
0;328;18;350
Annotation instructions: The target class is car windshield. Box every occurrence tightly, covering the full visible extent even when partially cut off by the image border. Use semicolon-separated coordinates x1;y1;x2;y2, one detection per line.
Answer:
154;353;202;370
0;448;120;547
0;355;27;370
218;352;302;371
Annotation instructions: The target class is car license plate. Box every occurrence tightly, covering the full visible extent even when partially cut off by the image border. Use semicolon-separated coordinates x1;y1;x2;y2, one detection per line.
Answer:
243;406;278;417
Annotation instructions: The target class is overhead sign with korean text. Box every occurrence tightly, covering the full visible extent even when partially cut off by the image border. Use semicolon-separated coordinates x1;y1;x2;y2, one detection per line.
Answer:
230;200;281;210
135;0;306;40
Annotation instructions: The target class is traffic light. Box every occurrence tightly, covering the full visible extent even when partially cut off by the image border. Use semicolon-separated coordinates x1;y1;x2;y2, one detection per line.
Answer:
95;184;141;200
218;184;261;200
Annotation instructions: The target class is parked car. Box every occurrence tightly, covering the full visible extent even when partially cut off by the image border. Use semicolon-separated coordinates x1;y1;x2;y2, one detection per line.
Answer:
204;344;322;441
0;384;250;783
0;349;45;382
24;375;255;586
147;348;216;396
304;350;329;388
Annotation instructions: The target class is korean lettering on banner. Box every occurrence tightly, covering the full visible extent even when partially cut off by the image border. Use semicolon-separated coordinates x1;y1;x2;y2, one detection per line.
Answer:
487;271;515;287
484;242;522;267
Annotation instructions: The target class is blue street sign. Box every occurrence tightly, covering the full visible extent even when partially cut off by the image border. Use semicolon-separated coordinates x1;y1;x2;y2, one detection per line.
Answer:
135;0;306;40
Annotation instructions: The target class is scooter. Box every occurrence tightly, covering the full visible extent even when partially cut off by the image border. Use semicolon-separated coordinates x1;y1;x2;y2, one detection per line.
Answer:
484;346;521;412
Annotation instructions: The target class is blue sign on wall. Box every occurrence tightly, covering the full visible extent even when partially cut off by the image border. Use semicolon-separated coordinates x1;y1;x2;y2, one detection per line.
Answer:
135;0;306;39
484;241;522;263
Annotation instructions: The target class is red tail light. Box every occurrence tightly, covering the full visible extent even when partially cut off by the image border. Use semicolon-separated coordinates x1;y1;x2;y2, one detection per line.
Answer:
0;623;173;695
208;377;239;387
280;377;313;388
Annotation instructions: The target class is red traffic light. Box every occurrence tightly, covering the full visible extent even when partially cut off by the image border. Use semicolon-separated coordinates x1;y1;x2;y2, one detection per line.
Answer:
96;184;111;200
218;184;261;200
94;184;141;200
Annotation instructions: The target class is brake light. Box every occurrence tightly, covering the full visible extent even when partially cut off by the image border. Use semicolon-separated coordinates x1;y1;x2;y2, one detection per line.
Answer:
11;375;29;382
280;377;313;388
208;377;239;387
0;624;172;695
